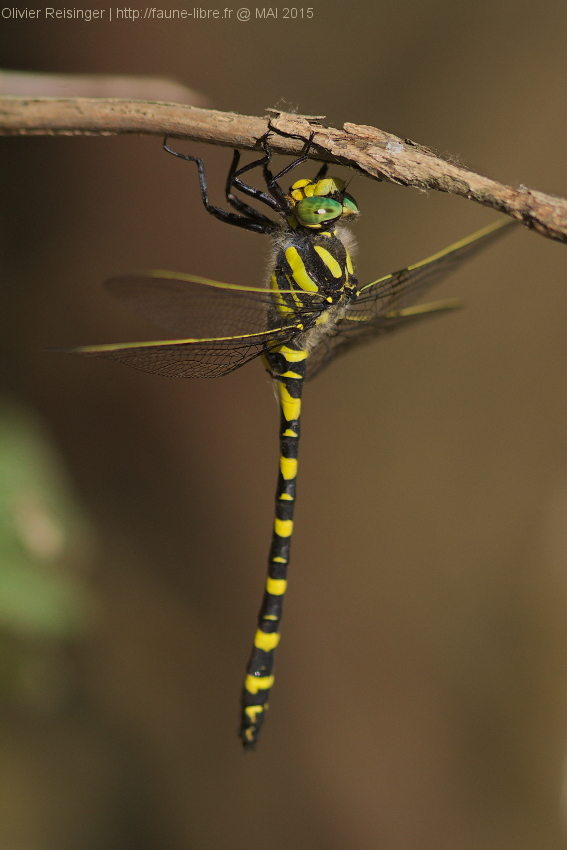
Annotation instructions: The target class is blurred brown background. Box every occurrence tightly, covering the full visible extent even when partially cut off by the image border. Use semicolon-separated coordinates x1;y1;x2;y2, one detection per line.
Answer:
1;2;567;848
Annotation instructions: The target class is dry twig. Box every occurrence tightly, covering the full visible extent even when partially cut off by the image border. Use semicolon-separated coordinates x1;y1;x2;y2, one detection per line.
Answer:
0;96;565;244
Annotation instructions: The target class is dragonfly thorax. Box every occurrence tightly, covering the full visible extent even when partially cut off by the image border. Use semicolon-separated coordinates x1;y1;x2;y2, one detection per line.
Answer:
273;227;357;300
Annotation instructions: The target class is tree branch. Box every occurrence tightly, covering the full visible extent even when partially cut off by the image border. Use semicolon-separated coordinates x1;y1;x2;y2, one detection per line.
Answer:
0;96;565;244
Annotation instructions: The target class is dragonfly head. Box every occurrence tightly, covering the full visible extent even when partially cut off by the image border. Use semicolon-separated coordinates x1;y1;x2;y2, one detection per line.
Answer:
287;177;359;230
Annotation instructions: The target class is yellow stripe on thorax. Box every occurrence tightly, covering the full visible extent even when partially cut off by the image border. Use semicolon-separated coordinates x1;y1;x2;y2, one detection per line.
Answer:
285;246;319;292
314;245;343;278
270;272;293;317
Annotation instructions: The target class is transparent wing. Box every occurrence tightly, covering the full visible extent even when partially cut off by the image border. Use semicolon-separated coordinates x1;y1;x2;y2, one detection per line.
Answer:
306;219;517;379
355;218;517;312
64;270;319;378
105;270;326;337
107;271;278;337
306;300;462;379
66;326;301;378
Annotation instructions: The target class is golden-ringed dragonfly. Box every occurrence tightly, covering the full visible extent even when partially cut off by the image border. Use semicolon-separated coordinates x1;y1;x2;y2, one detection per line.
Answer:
69;126;516;748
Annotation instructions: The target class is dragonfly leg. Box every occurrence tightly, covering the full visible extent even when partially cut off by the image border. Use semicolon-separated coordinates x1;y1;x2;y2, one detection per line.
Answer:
260;126;319;211
224;148;281;218
163;136;274;234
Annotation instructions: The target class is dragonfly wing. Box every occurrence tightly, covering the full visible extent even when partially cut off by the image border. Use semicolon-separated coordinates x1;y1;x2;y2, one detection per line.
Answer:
305;219;517;379
306;300;462;380
106;271;278;338
355;218;518;313
66;326;301;379
64;271;325;378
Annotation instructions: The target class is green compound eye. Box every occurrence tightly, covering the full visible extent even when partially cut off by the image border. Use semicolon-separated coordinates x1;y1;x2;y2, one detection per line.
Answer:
294;196;344;227
342;193;359;216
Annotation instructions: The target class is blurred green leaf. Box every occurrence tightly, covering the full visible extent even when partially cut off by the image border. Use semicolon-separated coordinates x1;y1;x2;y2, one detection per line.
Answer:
0;401;93;639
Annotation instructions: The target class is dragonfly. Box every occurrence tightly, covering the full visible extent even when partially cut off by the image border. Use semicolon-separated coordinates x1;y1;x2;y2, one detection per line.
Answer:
69;125;516;748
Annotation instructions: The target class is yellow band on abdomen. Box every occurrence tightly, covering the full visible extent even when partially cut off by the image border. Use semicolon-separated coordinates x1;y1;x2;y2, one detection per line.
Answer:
280;456;298;480
278;384;301;421
274;518;293;537
244;674;275;694
244;705;264;723
279;346;307;363
254;630;280;652
266;577;287;595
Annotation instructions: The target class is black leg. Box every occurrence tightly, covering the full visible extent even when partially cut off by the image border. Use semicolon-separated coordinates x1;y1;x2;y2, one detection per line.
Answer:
163;136;274;235
260;126;320;210
313;161;329;181
224;149;281;218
